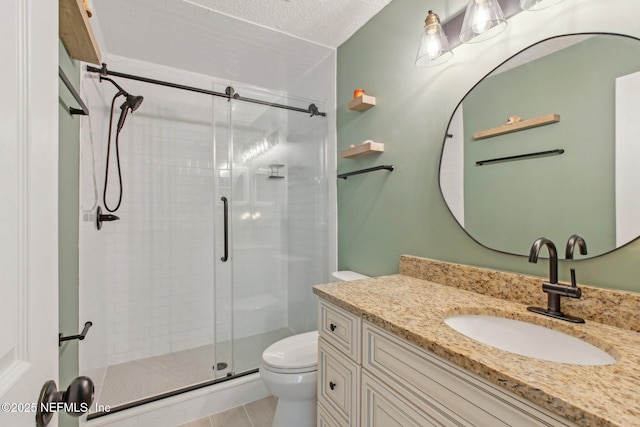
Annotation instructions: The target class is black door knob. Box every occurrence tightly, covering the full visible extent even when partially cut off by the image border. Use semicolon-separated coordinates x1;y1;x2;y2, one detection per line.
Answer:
36;376;95;426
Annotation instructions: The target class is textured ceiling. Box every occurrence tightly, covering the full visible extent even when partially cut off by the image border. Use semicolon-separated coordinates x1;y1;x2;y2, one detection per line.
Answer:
184;0;393;48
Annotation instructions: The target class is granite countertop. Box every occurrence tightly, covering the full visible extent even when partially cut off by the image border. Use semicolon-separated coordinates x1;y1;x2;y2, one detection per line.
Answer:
313;274;640;427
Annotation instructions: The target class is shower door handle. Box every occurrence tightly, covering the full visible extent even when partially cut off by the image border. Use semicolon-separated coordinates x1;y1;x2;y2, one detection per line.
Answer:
221;196;229;262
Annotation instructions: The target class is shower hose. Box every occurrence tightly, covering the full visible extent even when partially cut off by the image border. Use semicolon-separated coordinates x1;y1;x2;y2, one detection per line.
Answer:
103;93;124;213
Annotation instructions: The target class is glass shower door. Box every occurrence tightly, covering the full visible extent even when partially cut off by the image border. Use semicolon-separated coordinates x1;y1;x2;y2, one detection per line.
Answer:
230;87;292;375
214;83;328;377
213;83;233;379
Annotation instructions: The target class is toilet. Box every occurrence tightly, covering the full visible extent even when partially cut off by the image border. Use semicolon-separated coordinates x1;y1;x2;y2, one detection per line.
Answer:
260;271;368;427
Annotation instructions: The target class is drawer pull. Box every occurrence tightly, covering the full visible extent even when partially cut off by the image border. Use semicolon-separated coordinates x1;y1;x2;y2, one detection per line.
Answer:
329;323;337;332
329;381;337;390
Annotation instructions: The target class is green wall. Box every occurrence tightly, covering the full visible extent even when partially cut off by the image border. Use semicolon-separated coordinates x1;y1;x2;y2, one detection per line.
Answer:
58;39;80;427
463;36;640;257
337;0;640;292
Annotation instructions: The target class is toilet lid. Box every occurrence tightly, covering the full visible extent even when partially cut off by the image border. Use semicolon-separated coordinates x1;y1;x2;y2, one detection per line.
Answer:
262;331;319;371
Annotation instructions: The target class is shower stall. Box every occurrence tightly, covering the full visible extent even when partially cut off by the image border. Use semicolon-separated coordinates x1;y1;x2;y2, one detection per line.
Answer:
78;59;330;419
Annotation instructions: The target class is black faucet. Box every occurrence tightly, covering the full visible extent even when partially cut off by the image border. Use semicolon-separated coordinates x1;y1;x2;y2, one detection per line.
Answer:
565;234;588;259
528;237;558;284
527;237;585;323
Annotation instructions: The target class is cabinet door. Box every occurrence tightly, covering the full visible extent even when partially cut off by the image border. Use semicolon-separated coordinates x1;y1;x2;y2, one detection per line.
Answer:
362;372;446;427
318;338;361;427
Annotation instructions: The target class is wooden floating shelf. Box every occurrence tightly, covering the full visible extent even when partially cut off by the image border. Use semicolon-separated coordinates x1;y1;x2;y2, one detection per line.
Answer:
348;94;376;112
341;141;384;159
59;0;102;65
473;114;560;140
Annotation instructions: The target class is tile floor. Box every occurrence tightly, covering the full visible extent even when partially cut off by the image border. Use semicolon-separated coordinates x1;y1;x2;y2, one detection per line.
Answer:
177;396;277;427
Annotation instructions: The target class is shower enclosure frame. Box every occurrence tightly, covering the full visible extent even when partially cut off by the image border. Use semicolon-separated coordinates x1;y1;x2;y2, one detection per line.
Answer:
83;63;329;419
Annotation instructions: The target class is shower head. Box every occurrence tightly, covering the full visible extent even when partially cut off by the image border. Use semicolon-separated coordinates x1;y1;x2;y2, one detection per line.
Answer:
100;76;144;130
126;95;144;112
116;94;144;132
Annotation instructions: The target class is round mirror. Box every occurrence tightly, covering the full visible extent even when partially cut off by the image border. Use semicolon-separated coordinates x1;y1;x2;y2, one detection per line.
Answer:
439;33;640;259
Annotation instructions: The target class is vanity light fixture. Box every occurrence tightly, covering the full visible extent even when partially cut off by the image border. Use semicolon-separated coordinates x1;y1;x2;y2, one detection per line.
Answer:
520;0;564;11
415;10;453;67
415;0;566;68
459;0;507;44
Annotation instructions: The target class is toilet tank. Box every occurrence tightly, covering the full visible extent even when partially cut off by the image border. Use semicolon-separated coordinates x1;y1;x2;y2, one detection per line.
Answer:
331;271;369;281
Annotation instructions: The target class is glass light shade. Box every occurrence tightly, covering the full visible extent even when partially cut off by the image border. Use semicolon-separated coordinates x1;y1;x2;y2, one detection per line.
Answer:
415;11;453;67
459;0;507;44
520;0;565;11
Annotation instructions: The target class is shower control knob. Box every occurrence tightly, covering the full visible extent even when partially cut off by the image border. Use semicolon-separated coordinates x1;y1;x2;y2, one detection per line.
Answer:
36;376;95;426
96;206;120;230
101;214;119;221
329;323;337;332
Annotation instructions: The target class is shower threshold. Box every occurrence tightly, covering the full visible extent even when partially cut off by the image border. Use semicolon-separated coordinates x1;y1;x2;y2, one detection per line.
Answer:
86;328;293;420
87;369;258;420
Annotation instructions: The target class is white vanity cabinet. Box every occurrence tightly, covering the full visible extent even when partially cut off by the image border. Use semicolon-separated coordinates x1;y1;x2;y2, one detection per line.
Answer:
318;300;581;427
318;301;362;427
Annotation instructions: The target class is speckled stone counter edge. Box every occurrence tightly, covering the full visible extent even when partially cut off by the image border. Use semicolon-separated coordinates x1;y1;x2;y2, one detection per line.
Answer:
399;255;640;332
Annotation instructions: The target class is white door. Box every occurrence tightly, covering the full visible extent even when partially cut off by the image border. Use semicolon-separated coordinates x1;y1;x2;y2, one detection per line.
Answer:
0;0;60;426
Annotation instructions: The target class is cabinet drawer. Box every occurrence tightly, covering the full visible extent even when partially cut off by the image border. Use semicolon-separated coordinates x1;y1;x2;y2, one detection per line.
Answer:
318;338;361;427
363;321;579;427
362;371;447;427
318;402;348;427
319;300;361;363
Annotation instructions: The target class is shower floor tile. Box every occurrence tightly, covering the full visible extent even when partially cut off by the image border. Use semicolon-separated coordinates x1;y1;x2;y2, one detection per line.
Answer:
93;328;293;412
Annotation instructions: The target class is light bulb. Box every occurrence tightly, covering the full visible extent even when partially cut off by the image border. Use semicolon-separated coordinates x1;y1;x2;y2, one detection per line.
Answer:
471;1;492;34
459;0;506;44
425;23;443;59
415;10;452;67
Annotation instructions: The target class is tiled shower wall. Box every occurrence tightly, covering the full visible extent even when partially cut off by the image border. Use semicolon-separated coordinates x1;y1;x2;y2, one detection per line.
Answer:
80;60;218;368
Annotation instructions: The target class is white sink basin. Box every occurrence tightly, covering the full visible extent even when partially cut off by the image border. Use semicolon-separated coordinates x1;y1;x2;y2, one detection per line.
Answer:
444;314;616;366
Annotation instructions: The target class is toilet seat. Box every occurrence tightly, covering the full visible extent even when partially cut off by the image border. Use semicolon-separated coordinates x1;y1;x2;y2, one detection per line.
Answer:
262;331;318;374
262;364;317;374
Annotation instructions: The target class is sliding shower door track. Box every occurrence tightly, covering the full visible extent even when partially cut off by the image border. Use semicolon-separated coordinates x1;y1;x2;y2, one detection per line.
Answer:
86;63;326;117
86;368;259;420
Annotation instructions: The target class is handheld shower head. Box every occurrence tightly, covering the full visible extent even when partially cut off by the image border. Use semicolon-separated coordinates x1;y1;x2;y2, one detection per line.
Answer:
100;76;144;131
101;74;145;214
127;95;144;112
116;94;144;131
